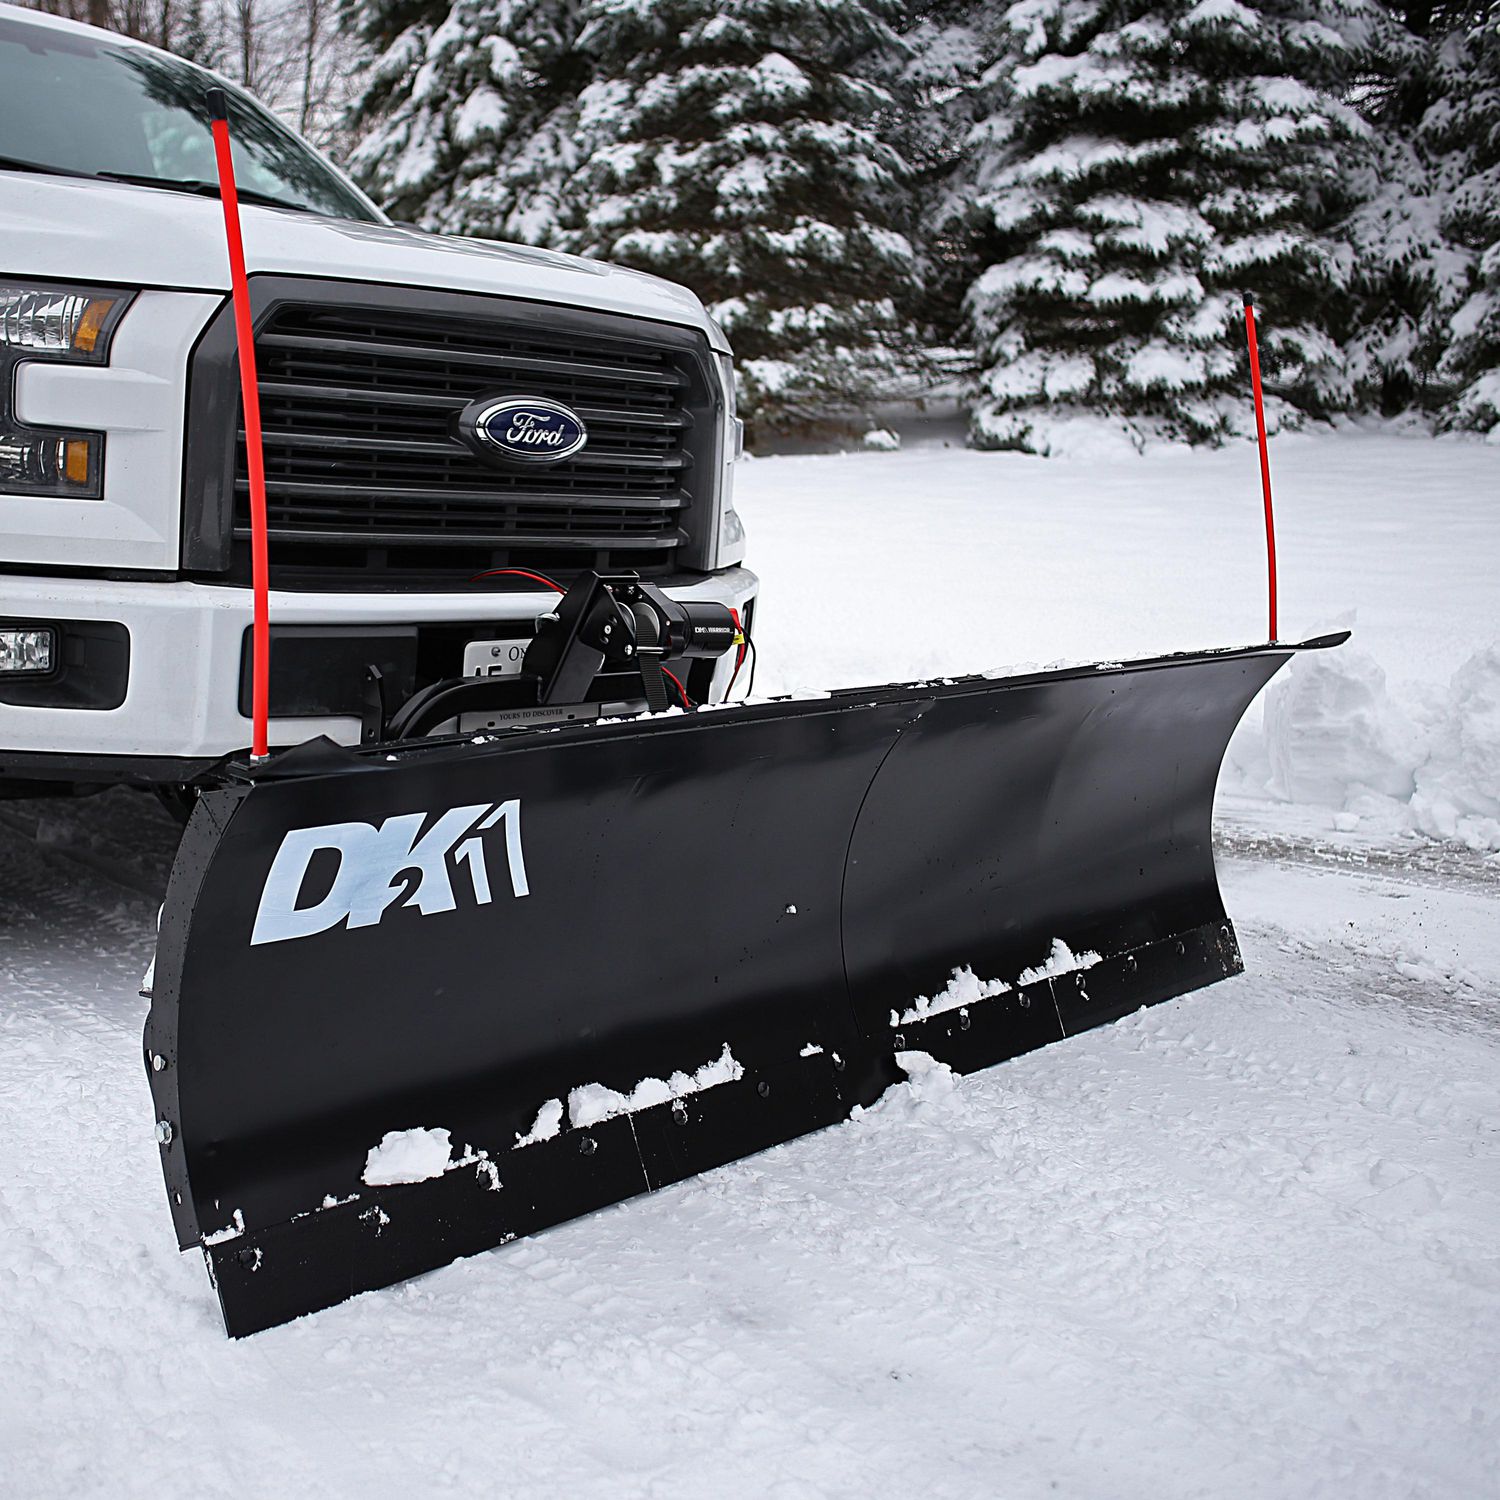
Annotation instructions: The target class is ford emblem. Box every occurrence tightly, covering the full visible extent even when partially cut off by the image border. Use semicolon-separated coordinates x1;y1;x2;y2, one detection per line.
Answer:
458;395;588;466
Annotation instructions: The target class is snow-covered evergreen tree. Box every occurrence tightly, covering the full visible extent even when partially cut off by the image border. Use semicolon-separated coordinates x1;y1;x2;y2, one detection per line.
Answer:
893;3;989;343
572;0;921;436
344;0;588;244
1427;8;1500;434
1337;6;1470;413
943;0;1381;455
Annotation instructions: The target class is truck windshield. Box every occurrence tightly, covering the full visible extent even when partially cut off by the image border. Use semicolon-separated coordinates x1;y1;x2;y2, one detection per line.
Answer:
0;15;379;222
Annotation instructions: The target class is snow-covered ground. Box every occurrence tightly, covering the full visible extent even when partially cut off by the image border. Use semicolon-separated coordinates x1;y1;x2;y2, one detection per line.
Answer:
740;427;1500;851
3;432;1497;1497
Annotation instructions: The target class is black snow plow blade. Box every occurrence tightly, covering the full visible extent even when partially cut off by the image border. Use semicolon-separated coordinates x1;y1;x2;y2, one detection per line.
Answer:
145;636;1341;1335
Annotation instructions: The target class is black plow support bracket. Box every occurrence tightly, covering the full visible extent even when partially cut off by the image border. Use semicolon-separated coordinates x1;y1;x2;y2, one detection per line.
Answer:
144;635;1344;1335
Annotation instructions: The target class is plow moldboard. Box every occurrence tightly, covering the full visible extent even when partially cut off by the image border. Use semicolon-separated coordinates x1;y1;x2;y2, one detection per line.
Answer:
144;639;1337;1334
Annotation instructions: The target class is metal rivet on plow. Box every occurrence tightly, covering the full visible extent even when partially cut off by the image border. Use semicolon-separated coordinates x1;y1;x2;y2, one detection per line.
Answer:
1126;956;1138;973
892;1033;906;1049
1019;995;1031;1009
833;1056;846;1072
1075;974;1086;990
154;1120;174;1146
579;1136;597;1155
757;1081;772;1099
237;1248;257;1268
672;1102;687;1125
1176;941;1186;955
150;1053;167;1072
958;1012;971;1031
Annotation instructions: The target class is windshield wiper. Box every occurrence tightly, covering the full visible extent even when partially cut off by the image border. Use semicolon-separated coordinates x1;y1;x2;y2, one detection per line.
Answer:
0;154;97;180
96;171;306;213
0;156;309;213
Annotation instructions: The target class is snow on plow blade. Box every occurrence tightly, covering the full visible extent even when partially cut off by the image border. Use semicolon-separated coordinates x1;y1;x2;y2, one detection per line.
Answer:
144;636;1341;1335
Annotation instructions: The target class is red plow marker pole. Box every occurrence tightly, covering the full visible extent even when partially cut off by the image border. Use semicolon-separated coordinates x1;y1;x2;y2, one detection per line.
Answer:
207;89;271;760
1243;296;1278;644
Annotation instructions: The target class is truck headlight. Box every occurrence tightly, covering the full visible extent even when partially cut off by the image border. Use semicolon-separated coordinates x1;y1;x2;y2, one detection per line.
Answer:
713;350;744;460
1;283;133;498
710;347;746;567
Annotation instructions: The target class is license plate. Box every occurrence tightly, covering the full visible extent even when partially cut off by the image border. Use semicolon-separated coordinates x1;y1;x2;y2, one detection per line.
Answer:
463;638;529;678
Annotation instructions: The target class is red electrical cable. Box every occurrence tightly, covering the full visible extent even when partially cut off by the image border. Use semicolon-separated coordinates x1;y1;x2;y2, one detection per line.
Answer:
725;607;749;698
661;667;692;709
470;567;566;593
1244;297;1279;644
207;90;271;760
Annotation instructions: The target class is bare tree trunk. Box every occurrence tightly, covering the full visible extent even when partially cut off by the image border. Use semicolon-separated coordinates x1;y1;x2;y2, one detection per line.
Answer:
236;0;255;91
299;0;322;136
87;0;112;30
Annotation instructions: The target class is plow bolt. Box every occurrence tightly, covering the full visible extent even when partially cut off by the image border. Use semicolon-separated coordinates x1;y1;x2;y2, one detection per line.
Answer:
151;1054;167;1072
757;1081;771;1099
578;1137;597;1156
672;1102;688;1125
959;1012;971;1031
1019;995;1031;1009
892;1034;906;1049
154;1120;174;1146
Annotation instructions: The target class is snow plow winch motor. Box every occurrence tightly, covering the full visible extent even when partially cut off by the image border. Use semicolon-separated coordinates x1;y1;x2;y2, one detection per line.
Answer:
140;100;1348;1336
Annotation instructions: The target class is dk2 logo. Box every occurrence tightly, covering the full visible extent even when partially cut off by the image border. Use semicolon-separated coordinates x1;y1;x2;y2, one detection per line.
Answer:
251;800;529;946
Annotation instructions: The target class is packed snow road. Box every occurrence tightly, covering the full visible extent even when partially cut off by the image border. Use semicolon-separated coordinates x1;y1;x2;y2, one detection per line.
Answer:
1;790;1496;1500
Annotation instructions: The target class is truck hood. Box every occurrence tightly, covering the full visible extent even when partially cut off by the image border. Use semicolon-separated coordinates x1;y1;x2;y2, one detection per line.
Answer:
1;173;724;343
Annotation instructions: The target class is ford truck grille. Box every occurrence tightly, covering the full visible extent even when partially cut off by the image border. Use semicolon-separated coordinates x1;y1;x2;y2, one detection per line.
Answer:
184;283;720;589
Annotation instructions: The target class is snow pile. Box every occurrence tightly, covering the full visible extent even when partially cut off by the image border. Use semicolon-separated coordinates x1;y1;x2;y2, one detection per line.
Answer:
1411;646;1500;849
887;1050;960;1109
363;1127;454;1187
1263;642;1426;804
567;1044;744;1128
1240;636;1500;851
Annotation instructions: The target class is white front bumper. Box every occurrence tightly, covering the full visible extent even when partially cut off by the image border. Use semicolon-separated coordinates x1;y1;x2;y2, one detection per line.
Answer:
0;568;758;765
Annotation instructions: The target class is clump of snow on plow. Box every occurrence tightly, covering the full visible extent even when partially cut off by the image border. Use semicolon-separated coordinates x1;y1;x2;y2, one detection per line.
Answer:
568;1044;743;1129
894;967;1011;1026
515;1098;564;1148
363;1127;453;1186
892;941;1100;1026
1016;939;1101;986
202;1208;245;1246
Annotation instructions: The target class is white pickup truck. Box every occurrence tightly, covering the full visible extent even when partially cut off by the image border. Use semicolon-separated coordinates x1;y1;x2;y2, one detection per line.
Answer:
0;2;753;797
